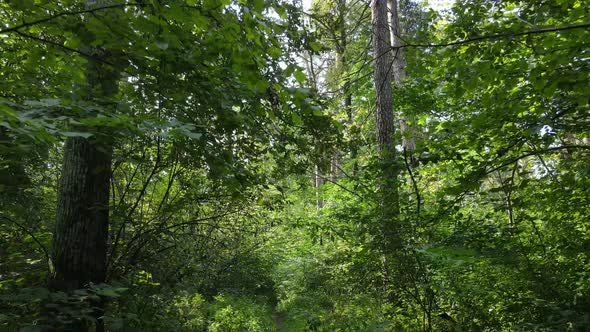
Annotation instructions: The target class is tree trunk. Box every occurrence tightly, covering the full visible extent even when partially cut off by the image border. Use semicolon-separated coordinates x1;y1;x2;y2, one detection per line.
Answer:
315;164;325;209
373;0;395;164
50;136;112;331
388;0;404;84
372;0;401;304
339;1;358;177
52;138;111;290
303;49;326;210
50;1;117;330
388;0;417;164
372;0;400;240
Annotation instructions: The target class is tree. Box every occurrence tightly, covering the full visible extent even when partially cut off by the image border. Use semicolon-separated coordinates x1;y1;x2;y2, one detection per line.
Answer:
49;1;123;330
370;0;403;307
371;0;400;250
389;0;416;161
1;0;589;331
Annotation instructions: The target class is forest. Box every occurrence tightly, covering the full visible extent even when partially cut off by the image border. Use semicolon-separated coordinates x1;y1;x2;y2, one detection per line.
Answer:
0;0;589;331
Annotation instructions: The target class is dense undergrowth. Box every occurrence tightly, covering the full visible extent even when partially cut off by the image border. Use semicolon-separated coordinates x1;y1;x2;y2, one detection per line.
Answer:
1;0;589;331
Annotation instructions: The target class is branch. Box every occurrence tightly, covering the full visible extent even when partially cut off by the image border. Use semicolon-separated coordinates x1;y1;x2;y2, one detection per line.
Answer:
395;22;590;50
313;171;368;201
487;144;590;175
0;2;144;35
14;30;114;65
334;164;373;194
0;215;50;263
160;209;242;232
403;147;421;216
423;145;588;227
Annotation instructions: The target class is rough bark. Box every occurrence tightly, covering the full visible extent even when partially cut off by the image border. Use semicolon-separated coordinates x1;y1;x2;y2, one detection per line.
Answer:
372;0;402;305
373;0;395;157
52;137;111;290
50;1;117;330
372;0;400;249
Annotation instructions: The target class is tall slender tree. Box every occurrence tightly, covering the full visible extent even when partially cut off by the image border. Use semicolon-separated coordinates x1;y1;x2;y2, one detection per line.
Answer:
371;0;402;304
371;0;400;251
388;0;416;162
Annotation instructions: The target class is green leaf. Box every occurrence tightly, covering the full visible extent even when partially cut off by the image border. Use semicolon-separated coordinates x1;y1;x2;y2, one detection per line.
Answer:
284;64;295;77
311;106;322;116
309;42;322;52
268;46;282;59
291;113;302;125
294;70;306;83
274;5;287;19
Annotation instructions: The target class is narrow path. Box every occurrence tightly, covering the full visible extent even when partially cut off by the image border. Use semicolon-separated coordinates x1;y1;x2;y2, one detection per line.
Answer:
273;308;285;330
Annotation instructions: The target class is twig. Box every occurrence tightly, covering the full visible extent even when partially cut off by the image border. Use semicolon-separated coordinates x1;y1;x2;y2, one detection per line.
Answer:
487;145;590;175
394;22;590;50
0;3;144;35
403;147;421;215
14;30;113;65
313;171;368;201
0;215;50;263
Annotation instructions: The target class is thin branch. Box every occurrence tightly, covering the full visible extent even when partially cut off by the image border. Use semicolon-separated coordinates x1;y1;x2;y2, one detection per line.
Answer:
0;2;144;35
126;154;161;220
14;30;113;65
313;171;367;201
394;22;590;50
0;215;50;263
403;147;421;216
487;145;590;175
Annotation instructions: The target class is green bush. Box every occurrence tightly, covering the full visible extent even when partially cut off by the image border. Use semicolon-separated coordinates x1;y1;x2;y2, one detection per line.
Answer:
208;294;274;332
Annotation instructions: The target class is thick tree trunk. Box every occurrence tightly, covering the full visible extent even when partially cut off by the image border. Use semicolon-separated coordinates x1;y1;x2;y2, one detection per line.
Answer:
373;0;395;159
52;138;111;290
50;2;117;330
50;135;112;331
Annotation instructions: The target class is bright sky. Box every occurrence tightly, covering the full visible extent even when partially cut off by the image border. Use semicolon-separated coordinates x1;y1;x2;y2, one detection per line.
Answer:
424;0;454;11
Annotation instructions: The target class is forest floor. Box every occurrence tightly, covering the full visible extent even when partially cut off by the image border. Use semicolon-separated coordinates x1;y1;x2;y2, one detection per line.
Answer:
273;308;286;330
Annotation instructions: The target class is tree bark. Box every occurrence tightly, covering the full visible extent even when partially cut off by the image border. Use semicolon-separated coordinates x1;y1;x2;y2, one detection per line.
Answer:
52;138;111;290
373;0;395;162
372;0;400;239
388;0;404;84
50;1;117;330
50;137;112;332
372;0;401;304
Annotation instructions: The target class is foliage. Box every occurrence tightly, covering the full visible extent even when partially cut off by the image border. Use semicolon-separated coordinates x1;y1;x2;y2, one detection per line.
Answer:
208;294;274;332
1;0;589;331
